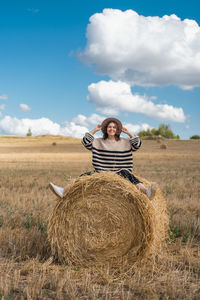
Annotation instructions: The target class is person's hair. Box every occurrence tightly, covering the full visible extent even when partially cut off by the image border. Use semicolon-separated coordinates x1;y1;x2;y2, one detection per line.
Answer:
103;121;121;141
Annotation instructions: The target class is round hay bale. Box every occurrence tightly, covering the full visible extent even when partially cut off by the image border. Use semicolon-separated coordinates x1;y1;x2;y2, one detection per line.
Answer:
48;172;168;268
52;142;57;146
160;143;167;149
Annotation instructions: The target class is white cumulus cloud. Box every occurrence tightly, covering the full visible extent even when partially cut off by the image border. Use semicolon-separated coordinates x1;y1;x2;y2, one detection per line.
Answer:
0;116;61;136
72;113;105;127
0;94;8;100
61;121;89;137
0;113;153;137
20;104;31;112
81;9;200;89
88;80;186;123
0;116;89;137
123;122;152;134
72;114;88;127
0;104;5;110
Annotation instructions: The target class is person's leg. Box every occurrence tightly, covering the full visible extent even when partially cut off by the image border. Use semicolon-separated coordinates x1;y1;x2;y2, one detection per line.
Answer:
63;178;76;196
49;182;64;199
144;182;158;200
135;182;146;193
49;171;95;198
117;169;142;186
117;170;157;200
49;178;76;198
135;181;158;200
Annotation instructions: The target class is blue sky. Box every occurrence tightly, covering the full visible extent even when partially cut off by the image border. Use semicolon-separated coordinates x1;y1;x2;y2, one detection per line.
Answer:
0;0;199;139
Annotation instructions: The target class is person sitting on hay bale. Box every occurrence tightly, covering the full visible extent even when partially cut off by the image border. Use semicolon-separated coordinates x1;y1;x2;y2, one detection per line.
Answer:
49;117;157;200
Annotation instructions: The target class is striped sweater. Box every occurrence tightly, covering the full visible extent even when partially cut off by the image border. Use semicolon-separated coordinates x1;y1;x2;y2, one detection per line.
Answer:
82;133;142;172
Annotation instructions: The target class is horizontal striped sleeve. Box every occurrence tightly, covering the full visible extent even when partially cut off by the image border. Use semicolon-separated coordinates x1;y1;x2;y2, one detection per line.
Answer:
130;136;142;151
82;132;94;151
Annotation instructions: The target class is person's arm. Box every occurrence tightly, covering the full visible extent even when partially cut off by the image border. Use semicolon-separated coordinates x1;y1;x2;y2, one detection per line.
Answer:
90;124;102;135
82;125;102;151
122;127;142;151
121;127;136;138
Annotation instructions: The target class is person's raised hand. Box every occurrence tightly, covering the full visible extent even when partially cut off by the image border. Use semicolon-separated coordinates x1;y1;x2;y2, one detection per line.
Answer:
122;127;129;134
90;124;102;135
122;127;135;138
95;124;102;132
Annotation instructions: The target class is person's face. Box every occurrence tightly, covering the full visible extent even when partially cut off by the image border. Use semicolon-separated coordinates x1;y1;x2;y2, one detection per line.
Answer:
107;122;117;137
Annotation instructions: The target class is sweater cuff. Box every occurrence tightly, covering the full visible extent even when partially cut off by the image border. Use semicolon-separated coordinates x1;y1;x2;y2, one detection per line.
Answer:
85;132;94;142
130;136;141;147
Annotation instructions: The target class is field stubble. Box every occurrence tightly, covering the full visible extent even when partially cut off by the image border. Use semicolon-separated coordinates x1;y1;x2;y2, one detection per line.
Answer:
0;136;199;299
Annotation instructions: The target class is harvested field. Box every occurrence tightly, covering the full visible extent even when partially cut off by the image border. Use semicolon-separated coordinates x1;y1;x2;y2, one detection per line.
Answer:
0;136;200;299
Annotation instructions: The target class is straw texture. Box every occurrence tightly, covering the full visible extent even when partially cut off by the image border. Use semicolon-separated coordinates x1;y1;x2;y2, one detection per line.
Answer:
48;172;168;268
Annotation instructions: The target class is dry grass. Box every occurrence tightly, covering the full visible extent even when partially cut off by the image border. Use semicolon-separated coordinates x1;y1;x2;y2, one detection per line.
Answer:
0;136;199;299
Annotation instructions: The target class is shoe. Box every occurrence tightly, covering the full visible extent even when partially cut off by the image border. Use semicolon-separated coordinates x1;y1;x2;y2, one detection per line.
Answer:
146;182;158;200
49;182;64;199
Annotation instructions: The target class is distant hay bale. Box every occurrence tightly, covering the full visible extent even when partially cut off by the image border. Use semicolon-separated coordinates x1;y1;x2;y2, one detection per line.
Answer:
48;172;168;269
160;144;167;149
52;142;57;146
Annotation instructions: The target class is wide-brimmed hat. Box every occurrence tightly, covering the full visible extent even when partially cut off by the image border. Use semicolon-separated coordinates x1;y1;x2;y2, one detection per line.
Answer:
101;118;122;134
